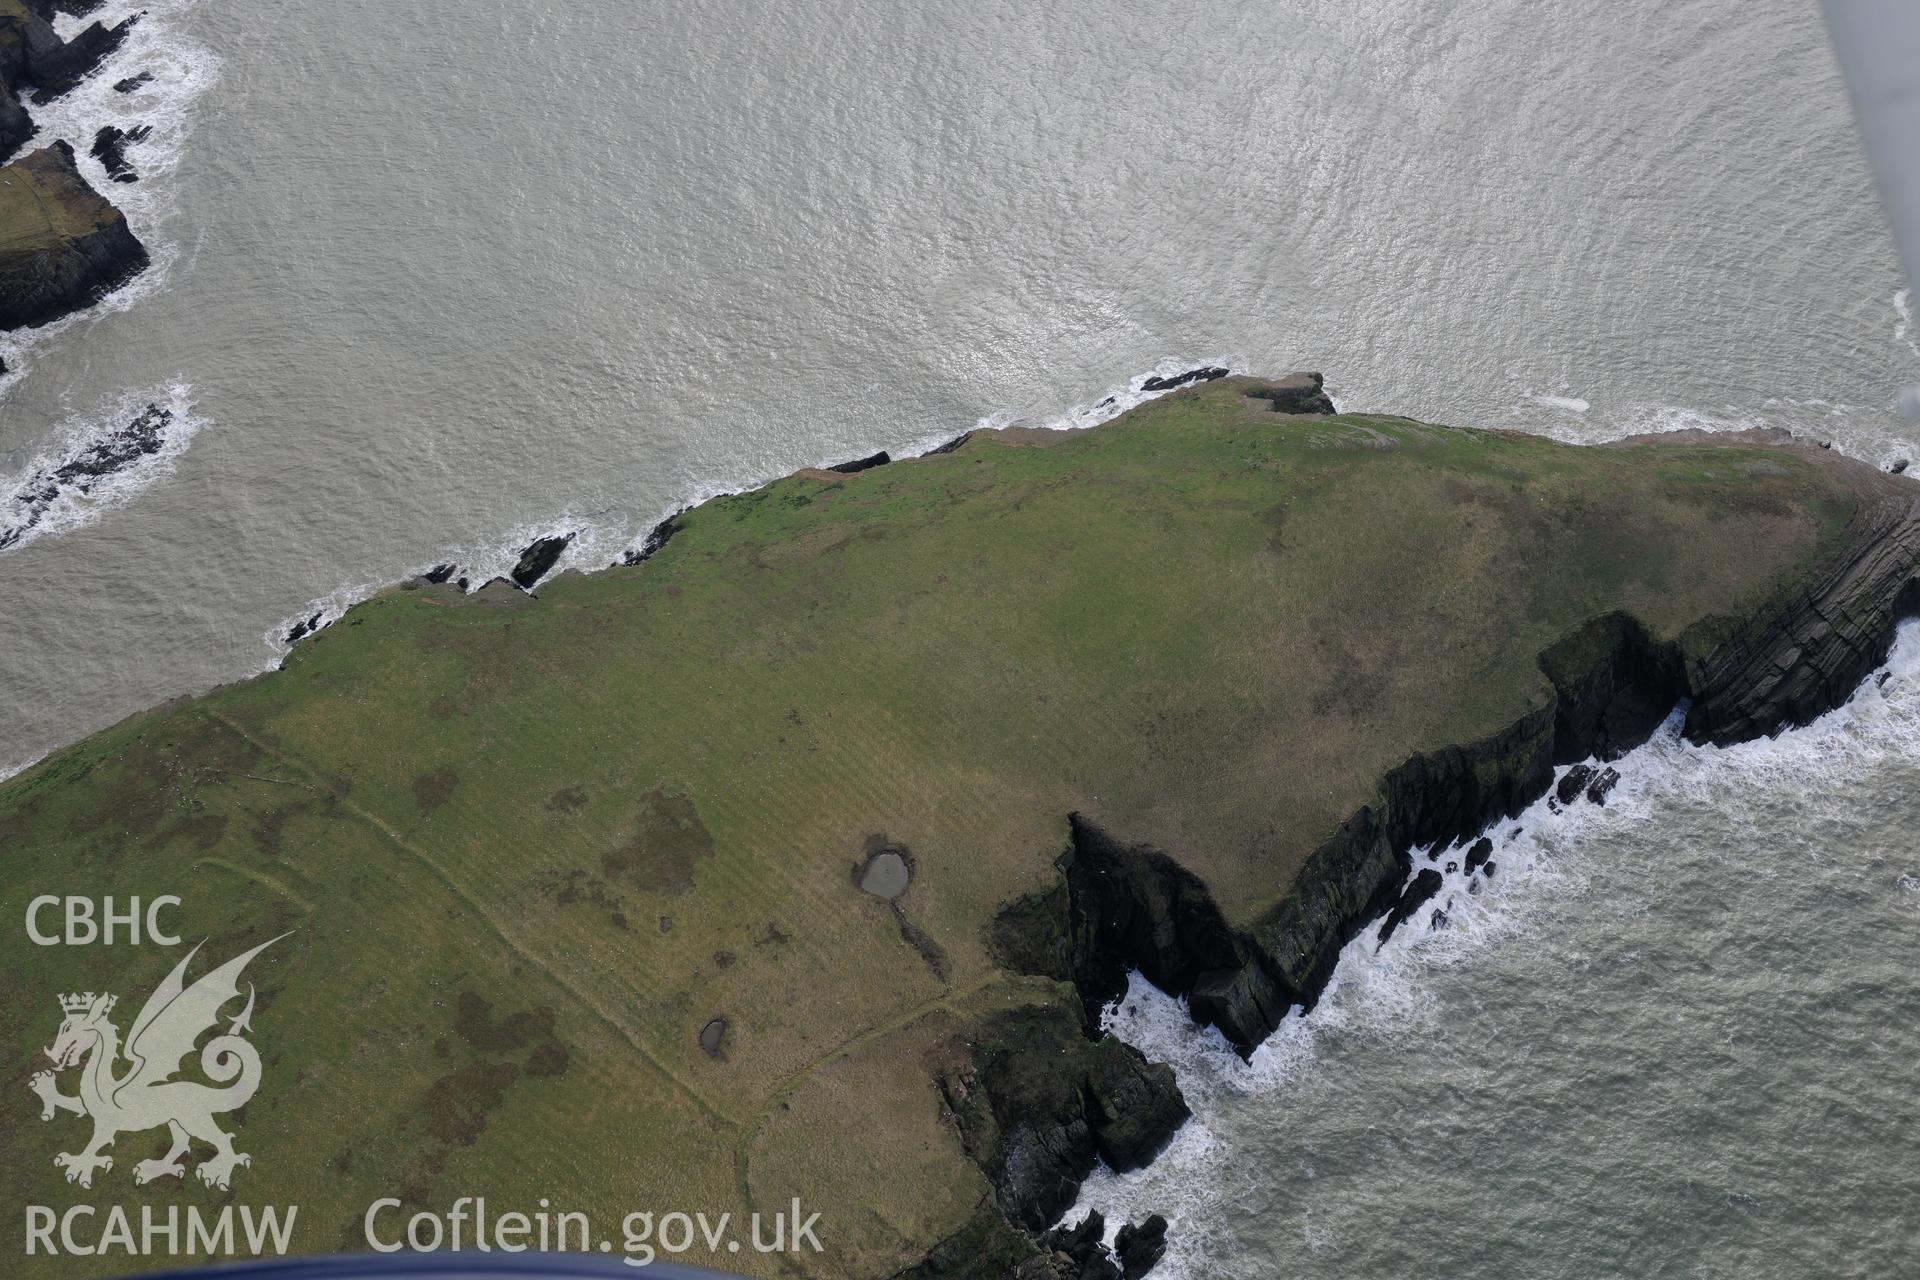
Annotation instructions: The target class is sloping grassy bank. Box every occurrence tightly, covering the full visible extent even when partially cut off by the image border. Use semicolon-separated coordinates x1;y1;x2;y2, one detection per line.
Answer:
4;377;1916;1278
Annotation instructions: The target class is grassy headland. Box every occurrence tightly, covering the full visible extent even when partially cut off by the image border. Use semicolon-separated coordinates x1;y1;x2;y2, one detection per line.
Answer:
3;377;1914;1277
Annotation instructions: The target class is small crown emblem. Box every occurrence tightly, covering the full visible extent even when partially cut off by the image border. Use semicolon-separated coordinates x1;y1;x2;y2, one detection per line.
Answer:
59;992;113;1015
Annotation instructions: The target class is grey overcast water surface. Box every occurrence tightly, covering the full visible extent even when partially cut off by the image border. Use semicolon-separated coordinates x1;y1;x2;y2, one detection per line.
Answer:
2;2;1917;1276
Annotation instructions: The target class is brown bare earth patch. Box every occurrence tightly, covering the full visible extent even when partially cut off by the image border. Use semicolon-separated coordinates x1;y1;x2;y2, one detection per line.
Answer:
422;1060;518;1145
249;799;316;856
530;867;622;916
455;992;556;1053
153;812;228;851
602;786;714;893
411;766;458;812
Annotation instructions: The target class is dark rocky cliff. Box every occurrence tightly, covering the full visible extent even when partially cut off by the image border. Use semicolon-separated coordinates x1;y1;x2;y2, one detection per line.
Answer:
0;0;148;326
3;0;126;160
941;474;1920;1276
1685;490;1920;745
0;140;147;329
989;494;1920;1062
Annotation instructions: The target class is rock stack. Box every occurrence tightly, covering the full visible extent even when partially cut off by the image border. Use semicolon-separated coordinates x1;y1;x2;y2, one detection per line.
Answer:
0;141;148;330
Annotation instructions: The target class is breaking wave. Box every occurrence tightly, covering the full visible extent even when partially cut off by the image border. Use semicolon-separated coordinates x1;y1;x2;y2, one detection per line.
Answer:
263;358;1253;654
1526;391;1591;414
964;356;1249;438
1068;620;1920;1277
0;383;204;555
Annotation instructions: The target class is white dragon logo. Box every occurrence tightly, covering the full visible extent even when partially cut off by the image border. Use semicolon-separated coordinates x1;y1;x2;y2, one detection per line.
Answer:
30;935;286;1191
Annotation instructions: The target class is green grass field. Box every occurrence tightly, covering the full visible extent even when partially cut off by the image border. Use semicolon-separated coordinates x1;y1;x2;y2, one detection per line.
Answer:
0;379;1865;1276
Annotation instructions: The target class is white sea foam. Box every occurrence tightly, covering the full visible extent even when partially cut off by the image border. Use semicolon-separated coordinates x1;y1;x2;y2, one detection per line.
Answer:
1508;390;1775;449
452;514;630;589
266;518;573;652
1069;621;1920;1276
1897;288;1918;361
265;495;739;658
264;359;1257;660
962;356;1248;441
0;0;221;398
1595;402;1768;444
1513;382;1918;471
0;382;204;555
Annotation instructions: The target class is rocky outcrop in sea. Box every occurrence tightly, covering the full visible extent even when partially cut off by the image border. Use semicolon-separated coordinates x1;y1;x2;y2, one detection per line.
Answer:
0;0;153;327
0;140;147;329
0;398;176;552
0;0;138;162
